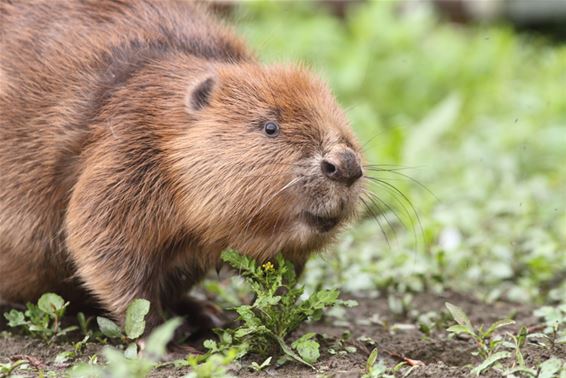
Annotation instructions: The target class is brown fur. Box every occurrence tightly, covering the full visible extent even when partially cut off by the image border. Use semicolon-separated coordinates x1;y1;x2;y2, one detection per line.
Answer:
0;0;363;331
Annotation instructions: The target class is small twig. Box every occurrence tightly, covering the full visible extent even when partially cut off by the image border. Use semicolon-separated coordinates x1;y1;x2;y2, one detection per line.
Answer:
383;349;426;367
10;355;45;369
527;324;546;333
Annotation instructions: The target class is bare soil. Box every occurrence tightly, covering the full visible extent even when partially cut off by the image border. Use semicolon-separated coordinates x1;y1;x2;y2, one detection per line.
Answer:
1;291;564;377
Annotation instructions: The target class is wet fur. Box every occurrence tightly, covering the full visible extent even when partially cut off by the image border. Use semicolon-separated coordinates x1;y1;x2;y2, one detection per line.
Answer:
0;0;362;330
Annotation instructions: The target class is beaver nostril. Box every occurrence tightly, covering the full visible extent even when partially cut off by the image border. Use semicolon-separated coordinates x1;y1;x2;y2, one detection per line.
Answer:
322;149;362;186
321;160;337;178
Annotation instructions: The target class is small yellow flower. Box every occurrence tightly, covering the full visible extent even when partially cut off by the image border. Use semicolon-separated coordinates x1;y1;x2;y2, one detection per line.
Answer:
262;261;274;272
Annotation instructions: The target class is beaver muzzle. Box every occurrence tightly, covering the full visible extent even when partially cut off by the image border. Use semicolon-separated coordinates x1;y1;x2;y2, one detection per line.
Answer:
303;211;341;233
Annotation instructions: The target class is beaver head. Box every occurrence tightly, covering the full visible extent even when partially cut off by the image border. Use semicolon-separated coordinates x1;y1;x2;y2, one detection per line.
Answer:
165;63;364;262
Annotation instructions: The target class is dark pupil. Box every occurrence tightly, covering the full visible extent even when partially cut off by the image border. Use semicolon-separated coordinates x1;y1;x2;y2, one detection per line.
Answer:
265;122;278;135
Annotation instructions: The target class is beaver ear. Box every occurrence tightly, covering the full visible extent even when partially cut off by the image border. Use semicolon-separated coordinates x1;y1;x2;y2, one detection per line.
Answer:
186;75;215;112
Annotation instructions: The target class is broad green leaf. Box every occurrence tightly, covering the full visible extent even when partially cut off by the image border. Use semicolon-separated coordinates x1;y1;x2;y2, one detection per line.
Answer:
124;342;138;359
293;338;320;364
4;309;26;327
124;299;150;339
96;316;122;339
38;293;65;316
447;324;474;335
538;358;564;378
235;306;262;327
203;339;218;351
221;249;256;274
445;303;472;329
274;335;314;369
471;351;511;375
311;289;340;307
144;317;182;361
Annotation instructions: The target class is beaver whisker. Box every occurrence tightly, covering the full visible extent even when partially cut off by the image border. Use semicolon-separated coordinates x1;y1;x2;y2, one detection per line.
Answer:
359;195;391;247
361;188;421;249
364;167;437;200
364;187;416;243
363;165;420;171
363;176;424;248
361;189;402;234
362;190;411;249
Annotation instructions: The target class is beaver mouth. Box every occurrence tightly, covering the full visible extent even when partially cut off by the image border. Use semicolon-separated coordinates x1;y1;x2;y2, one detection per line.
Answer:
303;211;341;233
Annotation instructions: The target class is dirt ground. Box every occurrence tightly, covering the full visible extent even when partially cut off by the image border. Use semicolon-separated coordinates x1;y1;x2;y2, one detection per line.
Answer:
1;291;564;377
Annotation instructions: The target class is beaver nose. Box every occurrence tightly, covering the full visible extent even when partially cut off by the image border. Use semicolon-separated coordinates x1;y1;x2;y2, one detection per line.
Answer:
321;148;363;186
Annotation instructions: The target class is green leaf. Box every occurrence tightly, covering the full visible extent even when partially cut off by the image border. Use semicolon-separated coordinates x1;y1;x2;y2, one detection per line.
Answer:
311;289;340;307
58;325;79;337
345;346;357;353
102;347;153;377
538;358;564;378
37;293;65;316
144;317;182;361
250;356;272;372
484;319;515;337
504;366;537;377
235;306;262;327
221;249;256;274
257;295;281;306
4;309;26;328
203;339;218;352
516;326;528;348
274;335;314;369
278;254;297;284
445;303;472;329
29;324;47;332
294;339;320;364
96;316;122;339
447;324;474;335
77;312;88;335
124;299;150;340
234;327;256;339
471;351;511;375
54;351;74;365
124;342;138;359
367;348;378;371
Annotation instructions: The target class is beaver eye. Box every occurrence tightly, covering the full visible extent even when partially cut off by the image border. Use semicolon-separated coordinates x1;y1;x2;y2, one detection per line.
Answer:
263;121;279;137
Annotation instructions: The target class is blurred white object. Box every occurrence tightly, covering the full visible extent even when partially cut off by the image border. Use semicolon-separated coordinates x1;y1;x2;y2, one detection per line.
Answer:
439;227;462;251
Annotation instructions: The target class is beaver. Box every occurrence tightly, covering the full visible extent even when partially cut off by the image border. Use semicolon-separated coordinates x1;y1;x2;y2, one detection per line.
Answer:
0;0;364;335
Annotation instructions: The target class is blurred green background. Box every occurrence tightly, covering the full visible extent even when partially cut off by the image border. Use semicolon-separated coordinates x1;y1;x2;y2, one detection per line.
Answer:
229;1;566;306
